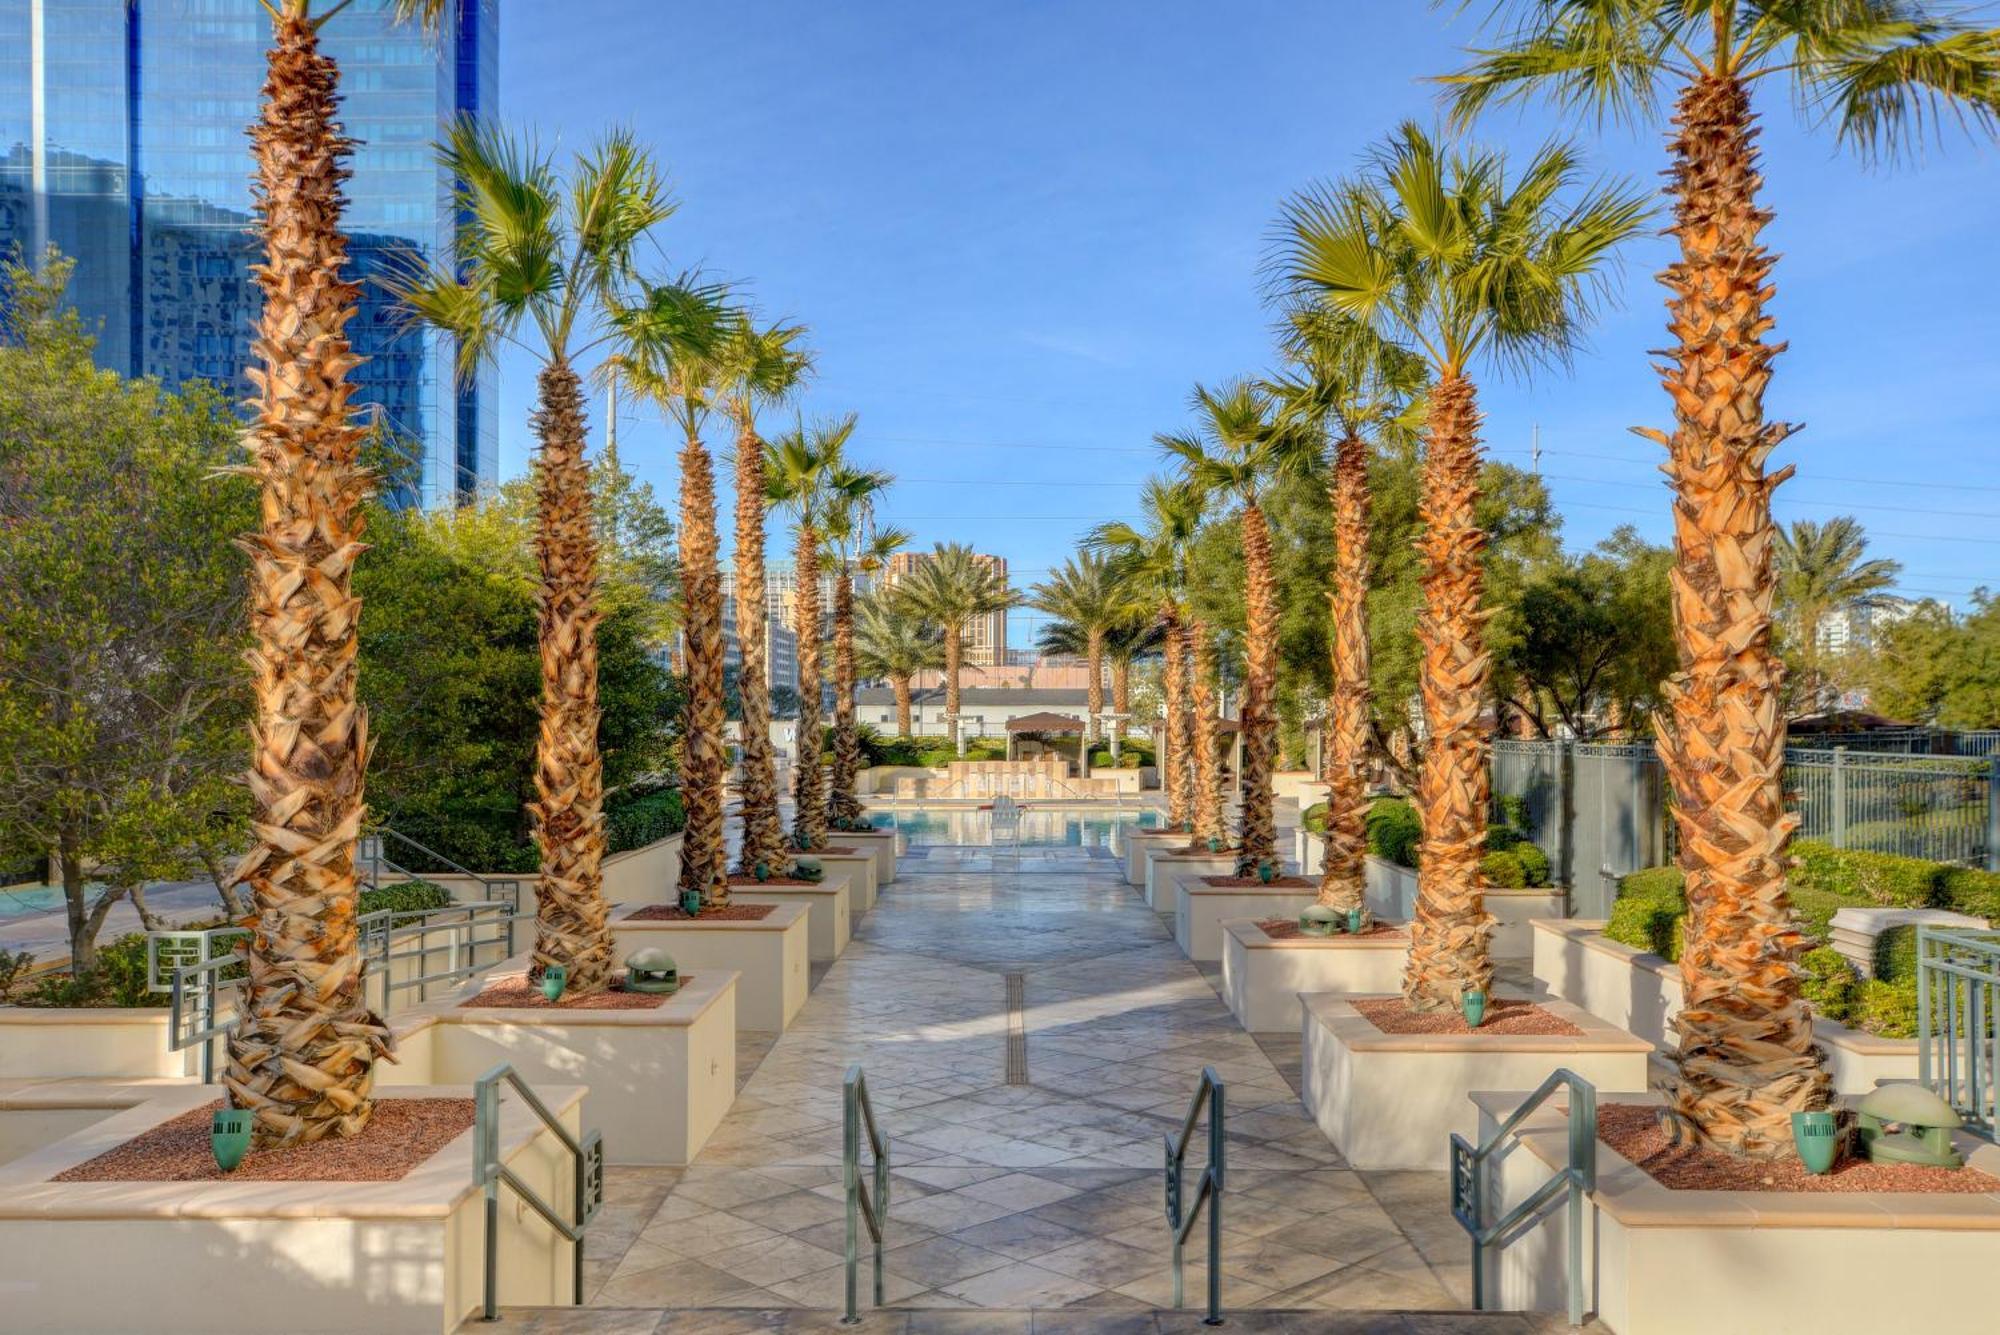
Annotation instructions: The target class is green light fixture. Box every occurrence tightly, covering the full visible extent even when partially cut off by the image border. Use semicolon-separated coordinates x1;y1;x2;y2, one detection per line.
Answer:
624;947;681;995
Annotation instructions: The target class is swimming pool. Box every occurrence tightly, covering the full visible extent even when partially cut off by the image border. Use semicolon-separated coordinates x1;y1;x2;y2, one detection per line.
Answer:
0;884;68;921
866;806;1159;849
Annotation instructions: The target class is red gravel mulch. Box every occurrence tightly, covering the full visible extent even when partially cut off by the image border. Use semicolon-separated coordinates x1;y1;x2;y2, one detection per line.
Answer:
823;846;857;854
458;979;678;1010
1597;1103;2000;1194
53;1098;475;1183
1172;845;1241;856
1258;917;1405;941
726;874;823;887
1354;996;1583;1037
626;903;776;922
1202;875;1314;888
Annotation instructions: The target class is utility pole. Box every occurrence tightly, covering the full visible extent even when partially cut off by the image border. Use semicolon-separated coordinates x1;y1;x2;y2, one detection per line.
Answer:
606;364;620;465
1531;422;1541;476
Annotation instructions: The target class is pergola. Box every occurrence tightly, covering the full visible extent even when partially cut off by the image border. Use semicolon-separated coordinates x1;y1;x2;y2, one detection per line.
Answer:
1004;711;1088;769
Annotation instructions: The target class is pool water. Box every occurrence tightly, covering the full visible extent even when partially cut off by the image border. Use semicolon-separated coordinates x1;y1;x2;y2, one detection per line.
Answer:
867;807;1158;849
0;884;68;921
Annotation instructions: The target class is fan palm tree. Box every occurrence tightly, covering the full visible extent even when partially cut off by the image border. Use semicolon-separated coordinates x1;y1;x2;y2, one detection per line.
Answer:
856;593;944;738
1030;552;1134;744
767;419;845;850
1446;2;2000;1155
1776;517;1903;712
1271;123;1646;1012
1161;382;1293;877
224;0;453;1144
1266;309;1426;917
892;543;1017;757
616;281;738;907
1089;478;1209;834
1038;616;1165;722
389;120;676;996
718;315;812;878
822;470;901;831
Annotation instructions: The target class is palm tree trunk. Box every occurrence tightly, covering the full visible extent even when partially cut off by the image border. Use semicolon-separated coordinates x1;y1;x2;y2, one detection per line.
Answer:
1320;434;1371;913
1189;618;1224;848
1650;72;1826;1156
791;526;827;850
893;675;913;738
732;410;787;878
1403;370;1495;1012
1086;629;1105;743
943;627;963;754
1162;606;1193;831
223;10;390;1144
1237;501;1278;875
828;569;864;828
677;432;729;906
1112;659;1131;717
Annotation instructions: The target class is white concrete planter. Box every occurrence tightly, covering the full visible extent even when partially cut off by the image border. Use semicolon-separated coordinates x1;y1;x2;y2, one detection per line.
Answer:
1530;919;1919;1094
1144;848;1239;908
833;829;899;885
0;1083;583;1333
600;833;684;907
1220;919;1409;1032
611;904;809;1033
1293;827;1325;876
1476;1089;2000;1334
386;963;736;1168
1300;993;1650;1171
1173;876;1318;962
1124;827;1191;886
817;848;878;912
732;873;854;961
1272;772;1326;803
0;1083;130;1169
1363;856;1563;959
0;1006;201;1080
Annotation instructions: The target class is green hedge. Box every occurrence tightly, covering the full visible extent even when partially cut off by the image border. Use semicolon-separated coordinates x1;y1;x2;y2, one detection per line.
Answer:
1606;868;1688;961
607;787;686;853
1362;797;1551;885
1301;801;1330;835
359;880;454;921
1366;798;1422;869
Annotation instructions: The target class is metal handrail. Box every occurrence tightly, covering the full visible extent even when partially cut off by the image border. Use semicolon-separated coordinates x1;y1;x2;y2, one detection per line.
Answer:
361;827;527;912
1917;925;2000;1140
842;1063;891;1325
474;1062;604;1322
1449;1067;1597;1327
1164;1065;1225;1325
167;948;247;1082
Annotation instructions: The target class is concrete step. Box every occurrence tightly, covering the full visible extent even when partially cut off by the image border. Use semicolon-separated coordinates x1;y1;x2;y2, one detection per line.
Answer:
478;1305;1585;1333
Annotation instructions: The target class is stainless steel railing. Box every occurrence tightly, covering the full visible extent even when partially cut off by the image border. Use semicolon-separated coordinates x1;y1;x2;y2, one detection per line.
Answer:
1449;1067;1598;1327
1164;1065;1225;1325
474;1062;604;1322
842;1063;891;1325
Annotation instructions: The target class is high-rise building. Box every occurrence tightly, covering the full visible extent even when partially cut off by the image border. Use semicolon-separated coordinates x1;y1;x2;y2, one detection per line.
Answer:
719;585;800;702
765;561;863;638
882;549;1009;666
0;0;498;507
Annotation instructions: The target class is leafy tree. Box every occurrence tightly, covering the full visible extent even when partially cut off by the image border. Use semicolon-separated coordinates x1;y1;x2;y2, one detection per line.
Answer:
1775;516;1902;710
1449;0;2000;1157
0;254;252;974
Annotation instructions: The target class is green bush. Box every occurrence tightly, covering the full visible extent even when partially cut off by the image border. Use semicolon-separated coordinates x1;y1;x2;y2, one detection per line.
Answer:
359;880;455;921
1938;865;2000;921
1480;850;1528;889
606;787;686;852
1799;946;1859;1023
1873;924;1920;983
30;933;155;1008
1496;793;1530;833
1515;843;1552;887
1606;892;1685;961
1301;802;1330;835
1365;798;1422;869
1855;976;1920;1038
1788;886;1859;946
1484;823;1523;853
1618;866;1686;901
1789;841;1934;908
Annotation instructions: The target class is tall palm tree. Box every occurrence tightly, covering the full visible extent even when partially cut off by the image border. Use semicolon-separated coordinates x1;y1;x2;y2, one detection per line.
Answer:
1266;309;1426;916
1447;2;2000;1156
719;316;812;878
1030;552;1134;744
1161;383;1292;877
223;0;453;1144
855;593;944;738
1776;517;1903;711
617;282;738;907
1272;124;1645;1012
1037;615;1165;728
892;543;1017;757
1089;478;1208;833
390;122;675;995
823;472;902;831
767;419;844;851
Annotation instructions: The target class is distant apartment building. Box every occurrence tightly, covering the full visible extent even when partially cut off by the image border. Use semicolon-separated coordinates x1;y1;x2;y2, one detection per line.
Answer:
1817;596;1920;657
882;549;1009;666
764;562;865;639
717;576;800;700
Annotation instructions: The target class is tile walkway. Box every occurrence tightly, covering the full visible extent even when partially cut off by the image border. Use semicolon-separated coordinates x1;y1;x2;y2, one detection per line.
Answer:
494;833;1564;1331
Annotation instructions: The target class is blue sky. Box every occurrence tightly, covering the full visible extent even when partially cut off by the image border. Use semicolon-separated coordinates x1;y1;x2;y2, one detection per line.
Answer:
496;2;2000;642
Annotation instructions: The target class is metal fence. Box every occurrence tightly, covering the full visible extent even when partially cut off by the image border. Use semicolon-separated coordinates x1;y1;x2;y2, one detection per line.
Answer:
1490;739;2000;913
1916;926;2000;1143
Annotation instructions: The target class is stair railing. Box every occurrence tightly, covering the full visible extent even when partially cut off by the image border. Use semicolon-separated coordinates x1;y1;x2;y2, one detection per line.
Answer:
475;1062;605;1322
1448;1067;1597;1327
843;1063;891;1325
1164;1065;1225;1325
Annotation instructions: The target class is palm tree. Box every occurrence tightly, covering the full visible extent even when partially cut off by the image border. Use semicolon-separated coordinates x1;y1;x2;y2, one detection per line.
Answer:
390;121;676;994
1030;552;1134;744
1161;383;1292;877
822;471;902;831
1776;517;1903;711
1089;478;1208;834
617;282;738;907
767;419;844;850
855;593;944;738
892;543;1017;757
1266;309;1426;916
1037;615;1165;733
1272;123;1645;1012
223;0;452;1143
719;316;812;878
1447;2;2000;1156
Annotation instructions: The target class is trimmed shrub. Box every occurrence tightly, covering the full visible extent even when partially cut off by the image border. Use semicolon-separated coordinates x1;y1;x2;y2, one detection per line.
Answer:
1301;802;1330;835
1618;866;1685;901
359;879;455;921
1790;841;1933;908
1788;886;1859;946
607;787;686;853
1484;823;1523;853
1480;850;1528;889
1938;865;2000;921
1873;924;1920;983
1496;793;1529;833
1855;976;1920;1039
1365;798;1421;869
1799;946;1859;1024
1515;843;1552;888
1606;892;1685;962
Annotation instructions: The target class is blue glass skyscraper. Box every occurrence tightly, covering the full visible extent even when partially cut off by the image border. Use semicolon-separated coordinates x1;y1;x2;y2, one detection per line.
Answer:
0;0;498;506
